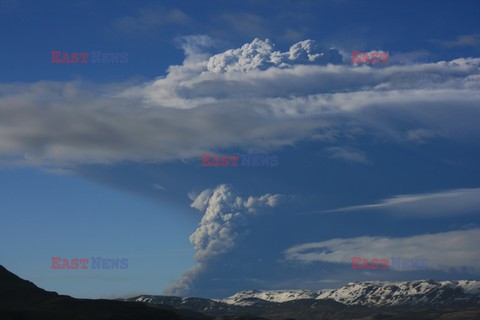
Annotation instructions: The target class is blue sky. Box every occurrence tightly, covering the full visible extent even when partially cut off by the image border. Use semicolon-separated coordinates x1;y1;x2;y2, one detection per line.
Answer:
0;0;479;299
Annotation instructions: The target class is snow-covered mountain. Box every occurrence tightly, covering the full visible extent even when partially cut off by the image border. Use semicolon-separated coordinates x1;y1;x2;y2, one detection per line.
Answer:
125;280;480;320
217;280;480;307
217;289;323;306
128;279;480;313
316;280;480;307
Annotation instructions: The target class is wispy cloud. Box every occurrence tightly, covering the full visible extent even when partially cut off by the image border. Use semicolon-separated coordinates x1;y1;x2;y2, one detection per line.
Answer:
285;228;480;272
325;146;369;164
432;34;480;48
152;183;167;191
324;188;480;217
316;279;341;283
405;128;439;143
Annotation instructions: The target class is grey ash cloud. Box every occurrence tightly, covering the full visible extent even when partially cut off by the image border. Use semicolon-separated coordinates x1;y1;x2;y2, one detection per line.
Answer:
165;184;284;295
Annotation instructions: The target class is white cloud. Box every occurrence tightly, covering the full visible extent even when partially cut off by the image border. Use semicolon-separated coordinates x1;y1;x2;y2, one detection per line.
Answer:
405;128;439;143
284;228;480;272
325;188;480;217
175;35;217;63
244;194;284;212
190;188;214;211
152;183;167;191
316;279;341;283
1;39;480;166
206;38;343;73
325;146;369;164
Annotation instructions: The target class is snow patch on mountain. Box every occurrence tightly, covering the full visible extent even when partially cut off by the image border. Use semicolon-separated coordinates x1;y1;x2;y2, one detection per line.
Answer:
219;280;480;307
217;289;323;305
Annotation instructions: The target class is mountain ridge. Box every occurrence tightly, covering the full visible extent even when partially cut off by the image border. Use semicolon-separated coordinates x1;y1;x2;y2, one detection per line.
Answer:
129;279;480;308
214;279;480;307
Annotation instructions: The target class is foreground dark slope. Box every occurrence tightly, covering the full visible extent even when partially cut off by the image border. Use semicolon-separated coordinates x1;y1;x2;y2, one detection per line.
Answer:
0;265;210;320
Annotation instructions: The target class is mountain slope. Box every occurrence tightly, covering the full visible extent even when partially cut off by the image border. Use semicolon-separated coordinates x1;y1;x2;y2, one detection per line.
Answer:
0;265;60;303
0;265;210;320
